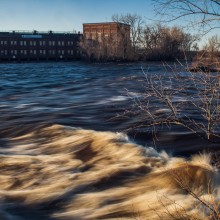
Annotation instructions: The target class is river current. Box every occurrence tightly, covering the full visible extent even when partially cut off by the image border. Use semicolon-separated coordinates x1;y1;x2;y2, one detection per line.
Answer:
0;62;219;155
0;62;220;220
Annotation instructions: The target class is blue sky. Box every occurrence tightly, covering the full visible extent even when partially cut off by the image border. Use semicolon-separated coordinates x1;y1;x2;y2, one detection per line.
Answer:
0;0;155;32
0;0;218;46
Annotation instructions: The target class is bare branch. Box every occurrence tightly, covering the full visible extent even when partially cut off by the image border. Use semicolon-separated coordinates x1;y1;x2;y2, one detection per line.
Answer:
153;0;220;33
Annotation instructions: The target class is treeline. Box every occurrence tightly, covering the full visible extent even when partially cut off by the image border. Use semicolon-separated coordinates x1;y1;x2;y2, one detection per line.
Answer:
79;13;200;62
134;24;197;61
191;35;220;71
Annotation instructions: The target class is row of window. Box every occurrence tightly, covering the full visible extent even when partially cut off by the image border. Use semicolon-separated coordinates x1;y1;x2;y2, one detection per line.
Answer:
0;50;75;55
0;40;75;46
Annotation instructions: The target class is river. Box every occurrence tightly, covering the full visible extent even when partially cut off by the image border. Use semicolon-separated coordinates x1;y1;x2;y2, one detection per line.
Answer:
0;62;219;220
0;62;219;155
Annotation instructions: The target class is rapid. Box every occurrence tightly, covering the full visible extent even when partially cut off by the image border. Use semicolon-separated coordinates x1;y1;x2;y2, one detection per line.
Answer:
0;62;219;219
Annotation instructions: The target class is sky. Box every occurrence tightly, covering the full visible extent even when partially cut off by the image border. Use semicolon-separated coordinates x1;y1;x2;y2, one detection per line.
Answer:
0;0;155;32
0;0;218;46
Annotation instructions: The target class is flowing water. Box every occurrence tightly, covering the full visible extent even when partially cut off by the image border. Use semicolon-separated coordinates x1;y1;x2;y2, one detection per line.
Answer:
0;62;220;219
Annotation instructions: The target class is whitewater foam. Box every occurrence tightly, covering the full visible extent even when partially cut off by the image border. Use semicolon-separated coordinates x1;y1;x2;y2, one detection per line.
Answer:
0;124;219;219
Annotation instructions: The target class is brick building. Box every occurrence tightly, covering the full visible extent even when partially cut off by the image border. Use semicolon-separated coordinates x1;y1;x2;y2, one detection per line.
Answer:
0;30;82;61
82;22;131;60
83;22;130;42
0;22;131;62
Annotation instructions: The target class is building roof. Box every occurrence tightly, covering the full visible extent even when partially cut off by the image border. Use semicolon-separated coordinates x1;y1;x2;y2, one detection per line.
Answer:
83;22;130;27
0;30;81;35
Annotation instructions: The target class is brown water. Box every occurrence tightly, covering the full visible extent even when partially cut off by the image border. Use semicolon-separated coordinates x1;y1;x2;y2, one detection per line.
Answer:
0;124;219;219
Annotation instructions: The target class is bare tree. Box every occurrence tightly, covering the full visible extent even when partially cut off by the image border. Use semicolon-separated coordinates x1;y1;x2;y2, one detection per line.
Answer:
204;35;220;53
112;13;144;54
79;33;132;61
138;23;197;60
123;66;220;143
191;35;220;70
153;0;220;33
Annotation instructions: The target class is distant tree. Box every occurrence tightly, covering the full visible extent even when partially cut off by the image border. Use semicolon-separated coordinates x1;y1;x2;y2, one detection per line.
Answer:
116;25;133;60
79;37;94;60
112;13;144;54
81;12;197;61
139;24;197;60
204;35;220;53
153;0;220;34
79;31;131;61
195;35;220;67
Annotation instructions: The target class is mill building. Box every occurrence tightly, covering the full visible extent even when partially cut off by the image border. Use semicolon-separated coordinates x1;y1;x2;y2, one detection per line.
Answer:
83;22;130;42
0;30;82;61
0;22;131;61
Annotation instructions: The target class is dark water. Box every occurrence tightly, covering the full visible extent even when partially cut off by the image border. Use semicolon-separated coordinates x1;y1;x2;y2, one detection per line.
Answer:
0;62;219;156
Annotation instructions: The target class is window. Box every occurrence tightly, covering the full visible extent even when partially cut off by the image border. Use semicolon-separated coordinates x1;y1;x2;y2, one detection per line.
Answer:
4;41;7;45
43;50;46;55
24;50;27;55
48;50;55;55
20;41;23;46
40;41;45;46
14;41;17;45
33;41;36;46
62;41;64;46
98;33;102;41
33;50;36;54
23;41;27;46
20;50;23;54
11;50;17;55
11;41;14;45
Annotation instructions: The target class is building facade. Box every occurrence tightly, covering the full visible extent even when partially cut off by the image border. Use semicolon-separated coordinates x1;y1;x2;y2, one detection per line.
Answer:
0;22;131;62
0;31;82;61
82;22;131;60
83;22;130;42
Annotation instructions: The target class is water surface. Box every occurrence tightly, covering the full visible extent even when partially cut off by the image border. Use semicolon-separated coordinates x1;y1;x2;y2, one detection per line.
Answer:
0;62;220;220
0;62;219;155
